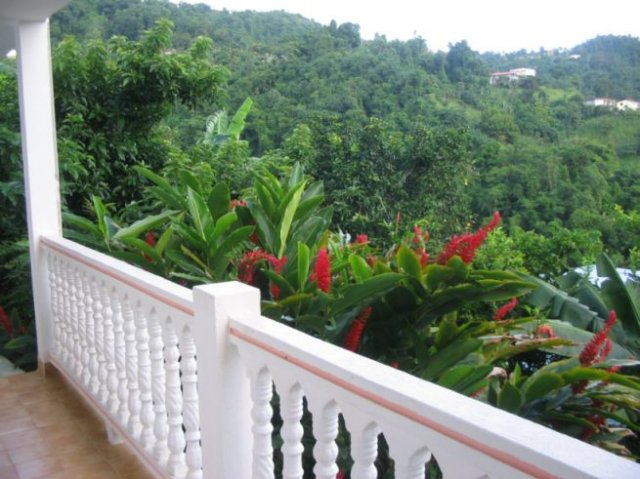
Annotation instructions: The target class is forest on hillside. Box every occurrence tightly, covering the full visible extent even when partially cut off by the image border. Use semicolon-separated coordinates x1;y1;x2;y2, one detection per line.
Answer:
2;0;640;466
38;0;640;270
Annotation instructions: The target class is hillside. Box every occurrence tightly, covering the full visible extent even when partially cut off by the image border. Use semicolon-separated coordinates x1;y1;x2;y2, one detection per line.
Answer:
46;0;640;264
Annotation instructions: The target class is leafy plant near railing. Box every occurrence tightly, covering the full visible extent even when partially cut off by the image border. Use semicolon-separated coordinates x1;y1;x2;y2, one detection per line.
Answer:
63;162;640;458
524;252;640;357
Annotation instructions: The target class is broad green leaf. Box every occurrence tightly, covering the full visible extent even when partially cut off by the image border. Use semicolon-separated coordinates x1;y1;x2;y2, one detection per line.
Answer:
210;225;254;275
92;196;108;239
497;382;524;413
293;196;324;222
113;211;176;240
421;337;482;381
287;162;304;190
254;181;277;218
4;336;34;350
277;181;306;258
173;223;207;251
134;165;185;208
250;207;277;253
178;169;201;195
522;373;564;402
155;225;174;255
349;254;372;283
187;187;214;240
62;212;102;237
397;244;422;279
297;242;310;289
437;365;493;395
332;273;403;315
227;97;253;140
209;212;237;247
263;270;295;298
597;253;640;339
208;183;231;221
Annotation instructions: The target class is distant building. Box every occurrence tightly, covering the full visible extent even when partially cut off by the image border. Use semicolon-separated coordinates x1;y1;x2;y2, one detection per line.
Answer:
617;99;640;111
489;68;536;85
583;98;640;111
583;98;618;108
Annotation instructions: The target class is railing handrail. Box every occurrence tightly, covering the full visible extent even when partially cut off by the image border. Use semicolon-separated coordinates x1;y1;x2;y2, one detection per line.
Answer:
41;234;193;315
230;312;640;479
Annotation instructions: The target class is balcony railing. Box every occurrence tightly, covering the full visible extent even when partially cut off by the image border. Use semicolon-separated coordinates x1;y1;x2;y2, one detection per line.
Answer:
40;234;639;479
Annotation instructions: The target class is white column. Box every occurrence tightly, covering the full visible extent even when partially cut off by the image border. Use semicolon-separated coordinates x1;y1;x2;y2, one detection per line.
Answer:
15;19;62;366
193;282;260;479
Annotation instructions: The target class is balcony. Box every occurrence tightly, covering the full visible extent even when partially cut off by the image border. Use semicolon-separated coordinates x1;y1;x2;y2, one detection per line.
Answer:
2;1;640;478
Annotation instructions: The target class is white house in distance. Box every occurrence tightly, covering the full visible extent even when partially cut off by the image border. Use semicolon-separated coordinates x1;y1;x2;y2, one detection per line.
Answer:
584;97;640;111
489;67;536;85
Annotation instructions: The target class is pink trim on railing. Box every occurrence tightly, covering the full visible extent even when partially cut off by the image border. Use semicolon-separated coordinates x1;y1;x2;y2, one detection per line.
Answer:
230;326;557;479
42;237;194;316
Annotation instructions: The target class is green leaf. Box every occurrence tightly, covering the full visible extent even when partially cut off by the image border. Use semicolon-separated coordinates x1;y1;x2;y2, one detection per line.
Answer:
597;253;640;339
209;212;237;248
250;207;277;253
227;97;253;140
178;170;201;195
497;382;524;413
210;225;254;277
421;337;482;381
397;244;422;280
254;180;277;217
3;335;34;350
332;273;403;315
92;196;108;240
208;183;230;221
62;212;102;237
187;187;214;240
297;242;310;289
277;181;306;258
522;373;564;402
134;165;185;209
155;225;174;255
437;364;492;395
349;254;372;283
113;211;175;240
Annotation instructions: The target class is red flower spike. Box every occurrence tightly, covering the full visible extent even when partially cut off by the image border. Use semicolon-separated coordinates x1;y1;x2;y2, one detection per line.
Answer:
343;307;373;352
494;297;517;321
313;248;331;293
0;305;13;337
418;248;429;268
145;232;156;247
438;212;501;265
579;310;617;366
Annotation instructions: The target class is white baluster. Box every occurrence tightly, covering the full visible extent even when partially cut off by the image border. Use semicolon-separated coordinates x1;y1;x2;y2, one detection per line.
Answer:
101;283;118;413
312;401;340;479
74;267;86;381
70;265;82;377
47;253;61;359
91;278;108;401
112;289;129;426
281;383;304;479
124;296;141;437
136;305;155;450
394;447;431;479
89;276;102;397
61;259;72;367
351;423;379;479
165;323;186;476
181;330;202;479
149;313;169;467
251;367;274;479
80;271;94;387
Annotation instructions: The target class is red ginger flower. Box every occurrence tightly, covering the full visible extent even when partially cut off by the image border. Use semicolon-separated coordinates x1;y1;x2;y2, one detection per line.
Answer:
229;199;247;209
418;248;429;268
145;231;156;247
312;247;331;293
344;307;373;352
579;310;617;367
355;234;368;244
493;297;517;321
0;305;13;337
536;324;556;338
438;211;501;264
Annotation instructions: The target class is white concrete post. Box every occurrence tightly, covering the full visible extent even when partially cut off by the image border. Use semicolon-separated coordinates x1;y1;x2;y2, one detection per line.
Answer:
15;19;62;366
193;282;260;479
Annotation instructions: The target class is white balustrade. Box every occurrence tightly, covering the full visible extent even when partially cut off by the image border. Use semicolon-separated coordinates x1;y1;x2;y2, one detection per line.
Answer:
41;236;640;479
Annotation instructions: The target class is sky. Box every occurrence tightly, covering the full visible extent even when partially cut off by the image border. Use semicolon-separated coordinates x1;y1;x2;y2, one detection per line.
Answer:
175;0;639;53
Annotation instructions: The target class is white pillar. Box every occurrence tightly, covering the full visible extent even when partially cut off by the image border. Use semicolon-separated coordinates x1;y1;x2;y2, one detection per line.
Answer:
15;19;62;366
193;282;259;478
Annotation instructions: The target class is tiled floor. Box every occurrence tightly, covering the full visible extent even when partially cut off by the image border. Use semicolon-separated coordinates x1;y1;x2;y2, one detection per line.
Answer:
0;368;155;479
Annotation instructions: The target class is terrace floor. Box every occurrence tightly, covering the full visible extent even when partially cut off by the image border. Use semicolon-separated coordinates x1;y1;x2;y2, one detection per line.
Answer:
0;367;154;479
